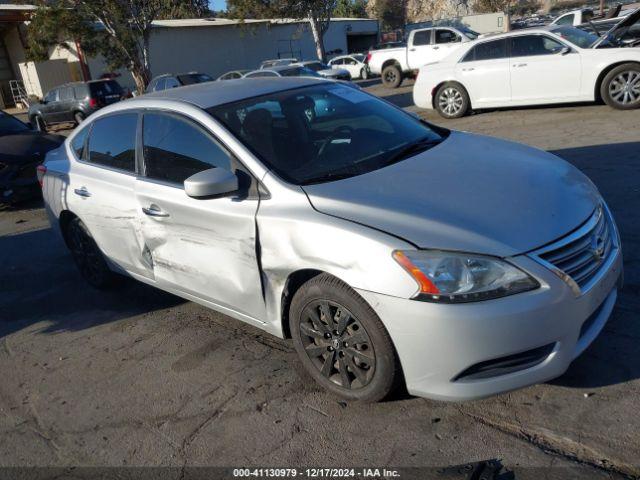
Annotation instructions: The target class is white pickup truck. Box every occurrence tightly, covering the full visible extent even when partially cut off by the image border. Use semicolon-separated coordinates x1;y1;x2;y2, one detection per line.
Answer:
550;7;631;27
367;26;479;88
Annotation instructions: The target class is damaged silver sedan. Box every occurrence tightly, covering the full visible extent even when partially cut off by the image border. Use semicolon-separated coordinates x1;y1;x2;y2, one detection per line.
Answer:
39;77;622;402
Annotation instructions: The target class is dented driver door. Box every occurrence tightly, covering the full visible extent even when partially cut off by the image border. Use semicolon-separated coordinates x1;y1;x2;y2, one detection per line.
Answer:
134;111;267;325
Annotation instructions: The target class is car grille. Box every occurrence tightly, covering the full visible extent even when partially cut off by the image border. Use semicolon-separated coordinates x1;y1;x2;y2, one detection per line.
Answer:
536;206;615;291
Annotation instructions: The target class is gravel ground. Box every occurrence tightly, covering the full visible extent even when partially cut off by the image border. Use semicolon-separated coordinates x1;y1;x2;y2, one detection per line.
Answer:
1;81;639;479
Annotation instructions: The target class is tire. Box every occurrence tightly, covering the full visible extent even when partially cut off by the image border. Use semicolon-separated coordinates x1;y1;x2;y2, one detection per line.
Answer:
33;115;47;132
289;273;401;402
361;67;369;80
73;111;86;125
434;82;471;119
381;64;403;88
600;63;640;110
64;217;120;289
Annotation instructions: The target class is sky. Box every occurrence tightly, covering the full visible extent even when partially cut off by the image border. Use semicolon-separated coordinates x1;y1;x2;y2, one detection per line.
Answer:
209;0;227;11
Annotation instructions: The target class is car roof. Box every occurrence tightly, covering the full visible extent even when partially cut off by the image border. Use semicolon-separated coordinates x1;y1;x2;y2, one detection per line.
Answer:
137;77;327;108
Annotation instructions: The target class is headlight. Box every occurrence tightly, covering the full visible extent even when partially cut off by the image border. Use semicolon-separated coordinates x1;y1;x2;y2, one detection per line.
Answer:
393;250;539;303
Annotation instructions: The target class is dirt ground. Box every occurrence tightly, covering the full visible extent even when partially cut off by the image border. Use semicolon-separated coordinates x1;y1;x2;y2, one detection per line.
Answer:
1;81;639;479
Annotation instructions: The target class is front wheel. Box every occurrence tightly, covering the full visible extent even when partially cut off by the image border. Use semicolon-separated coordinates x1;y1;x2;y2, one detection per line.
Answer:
381;64;403;88
601;63;640;110
73;111;86;125
33;115;47;132
361;68;369;80
289;274;401;402
434;82;470;119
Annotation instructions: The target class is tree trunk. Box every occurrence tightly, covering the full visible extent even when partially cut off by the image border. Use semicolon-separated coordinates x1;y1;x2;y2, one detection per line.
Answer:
131;67;148;95
308;12;326;62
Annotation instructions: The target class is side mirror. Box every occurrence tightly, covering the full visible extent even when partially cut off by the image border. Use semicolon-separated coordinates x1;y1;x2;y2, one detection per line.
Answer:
560;46;572;55
184;168;238;199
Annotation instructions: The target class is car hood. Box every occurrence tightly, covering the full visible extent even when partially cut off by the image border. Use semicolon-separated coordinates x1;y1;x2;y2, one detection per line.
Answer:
0;131;65;165
302;132;600;257
593;7;640;46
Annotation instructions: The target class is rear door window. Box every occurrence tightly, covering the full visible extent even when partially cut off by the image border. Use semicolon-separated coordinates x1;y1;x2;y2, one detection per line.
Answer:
413;30;432;46
87;113;138;172
59;87;74;101
463;39;508;61
142;112;232;184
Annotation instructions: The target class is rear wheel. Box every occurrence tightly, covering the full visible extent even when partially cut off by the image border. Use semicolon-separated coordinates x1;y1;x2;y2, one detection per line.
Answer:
65;217;119;289
289;274;400;402
381;64;403;88
601;63;640;110
434;82;470;119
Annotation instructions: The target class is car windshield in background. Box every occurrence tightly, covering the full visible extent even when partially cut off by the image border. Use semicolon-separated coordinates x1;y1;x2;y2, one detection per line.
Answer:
89;81;123;98
552;25;600;47
177;73;214;85
209;84;446;185
352;54;365;62
0;113;29;135
461;28;480;40
281;67;321;77
304;62;327;72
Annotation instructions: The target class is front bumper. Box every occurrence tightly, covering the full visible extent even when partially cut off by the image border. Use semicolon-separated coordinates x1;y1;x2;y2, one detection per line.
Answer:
357;249;622;401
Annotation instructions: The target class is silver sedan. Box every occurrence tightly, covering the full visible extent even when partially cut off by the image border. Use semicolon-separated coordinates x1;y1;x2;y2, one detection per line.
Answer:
38;78;622;402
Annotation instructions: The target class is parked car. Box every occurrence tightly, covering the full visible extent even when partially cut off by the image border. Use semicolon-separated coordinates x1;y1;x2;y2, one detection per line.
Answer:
368;26;480;88
0;111;64;204
414;11;640;118
146;72;214;93
328;54;370;79
40;77;621;402
292;61;351;81
260;58;298;69
550;6;632;27
217;70;251;81
28;79;124;131
243;65;323;78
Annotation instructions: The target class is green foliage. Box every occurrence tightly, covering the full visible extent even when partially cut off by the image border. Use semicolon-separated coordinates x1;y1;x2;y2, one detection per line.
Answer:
25;0;209;92
334;0;368;17
471;0;512;14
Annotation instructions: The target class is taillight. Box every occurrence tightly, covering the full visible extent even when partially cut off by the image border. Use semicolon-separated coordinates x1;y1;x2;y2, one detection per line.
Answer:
88;97;98;108
366;52;372;64
36;164;47;188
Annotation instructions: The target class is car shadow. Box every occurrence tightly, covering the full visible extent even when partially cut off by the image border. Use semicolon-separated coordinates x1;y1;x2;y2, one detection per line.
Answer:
548;142;640;389
0;227;185;339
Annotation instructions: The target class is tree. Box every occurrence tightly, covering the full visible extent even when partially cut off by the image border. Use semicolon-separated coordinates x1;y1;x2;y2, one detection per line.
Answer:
367;0;406;30
25;0;209;94
334;0;367;18
471;0;512;15
227;0;339;62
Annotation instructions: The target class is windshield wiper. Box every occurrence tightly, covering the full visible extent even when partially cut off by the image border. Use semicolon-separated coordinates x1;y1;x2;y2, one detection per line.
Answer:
382;137;442;168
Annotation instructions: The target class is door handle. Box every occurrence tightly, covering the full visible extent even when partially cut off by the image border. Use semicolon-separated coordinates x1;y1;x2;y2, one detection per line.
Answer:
462;67;475;72
433;46;440;50
513;63;528;68
74;187;91;198
142;204;170;218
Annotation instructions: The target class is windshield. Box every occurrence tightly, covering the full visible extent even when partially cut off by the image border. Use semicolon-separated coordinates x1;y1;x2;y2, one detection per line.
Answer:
177;73;214;85
209;84;446;185
0;112;30;135
461;28;480;40
352;54;365;62
551;25;600;47
304;62;327;72
281;67;322;77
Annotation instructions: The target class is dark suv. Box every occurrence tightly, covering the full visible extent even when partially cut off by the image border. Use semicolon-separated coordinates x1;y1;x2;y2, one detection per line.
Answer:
146;72;213;93
28;79;124;131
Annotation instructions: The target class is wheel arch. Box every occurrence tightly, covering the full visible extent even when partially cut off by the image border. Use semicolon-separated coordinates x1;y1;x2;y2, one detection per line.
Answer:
279;268;325;339
381;59;402;72
59;209;79;249
594;61;640;101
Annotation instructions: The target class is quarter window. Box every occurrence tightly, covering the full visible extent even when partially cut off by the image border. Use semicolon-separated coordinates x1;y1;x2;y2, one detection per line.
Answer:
435;29;461;44
87;113;137;172
413;30;432;46
142;113;232;184
71;126;90;159
511;35;566;56
463;39;508;61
